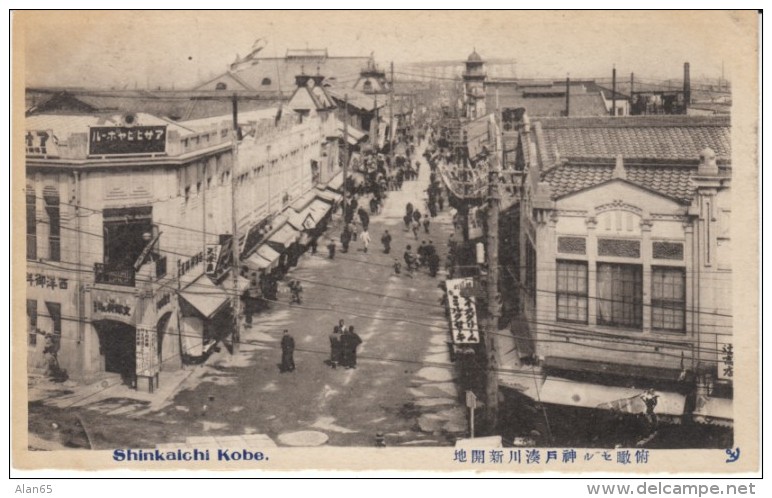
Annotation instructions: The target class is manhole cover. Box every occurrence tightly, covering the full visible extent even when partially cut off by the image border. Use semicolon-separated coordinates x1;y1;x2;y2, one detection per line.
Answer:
277;431;329;447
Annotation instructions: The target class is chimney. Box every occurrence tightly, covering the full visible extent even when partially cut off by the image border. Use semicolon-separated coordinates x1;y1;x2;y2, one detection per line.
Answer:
697;147;718;176
683;62;691;112
611;65;617;117
613;154;627;180
565;75;570;117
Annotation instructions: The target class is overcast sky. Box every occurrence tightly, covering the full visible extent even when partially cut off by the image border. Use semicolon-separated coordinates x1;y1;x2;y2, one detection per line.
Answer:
19;11;755;90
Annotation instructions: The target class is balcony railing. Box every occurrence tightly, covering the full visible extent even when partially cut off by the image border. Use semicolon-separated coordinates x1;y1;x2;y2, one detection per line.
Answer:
94;263;136;287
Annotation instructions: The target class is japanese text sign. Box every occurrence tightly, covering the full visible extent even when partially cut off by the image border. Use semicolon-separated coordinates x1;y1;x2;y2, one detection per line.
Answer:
89;125;167;155
445;278;480;344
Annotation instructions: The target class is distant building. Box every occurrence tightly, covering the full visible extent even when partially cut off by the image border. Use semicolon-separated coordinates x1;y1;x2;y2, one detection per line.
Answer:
463;50;486;119
507;114;732;430
195;48;372;97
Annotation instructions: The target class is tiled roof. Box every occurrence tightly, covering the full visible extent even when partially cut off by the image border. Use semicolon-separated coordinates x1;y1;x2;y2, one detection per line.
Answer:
537;115;730;165
326;86;386;111
542;163;700;204
533;115;731;204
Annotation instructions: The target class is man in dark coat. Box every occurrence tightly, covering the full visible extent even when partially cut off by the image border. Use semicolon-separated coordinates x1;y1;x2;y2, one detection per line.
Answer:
341;229;351;253
413;209;422;224
344;326;363;369
381;230;392;254
358;208;370;231
280;329;295;372
329;326;342;368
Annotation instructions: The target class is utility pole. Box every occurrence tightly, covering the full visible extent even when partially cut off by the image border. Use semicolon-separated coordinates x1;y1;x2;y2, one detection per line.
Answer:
343;94;349;201
230;94;241;357
611;65;617;117
483;114;501;434
388;61;395;168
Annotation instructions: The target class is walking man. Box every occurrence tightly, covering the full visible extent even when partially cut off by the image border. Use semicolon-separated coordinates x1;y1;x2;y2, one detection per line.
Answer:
329;326;342;369
280;329;295;373
381;230;392;254
327;238;336;259
344;326;363;369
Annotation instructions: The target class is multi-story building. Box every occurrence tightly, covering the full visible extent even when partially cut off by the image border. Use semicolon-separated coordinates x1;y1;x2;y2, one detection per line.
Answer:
508;114;732;431
25;77;342;389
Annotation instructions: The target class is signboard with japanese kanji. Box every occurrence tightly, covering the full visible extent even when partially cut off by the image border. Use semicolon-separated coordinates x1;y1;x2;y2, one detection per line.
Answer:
135;326;159;377
717;342;733;380
205;244;222;276
88;125;167;155
445;278;480;344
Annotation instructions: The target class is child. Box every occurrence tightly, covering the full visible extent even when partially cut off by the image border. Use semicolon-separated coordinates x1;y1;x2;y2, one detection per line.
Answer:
393;259;401;275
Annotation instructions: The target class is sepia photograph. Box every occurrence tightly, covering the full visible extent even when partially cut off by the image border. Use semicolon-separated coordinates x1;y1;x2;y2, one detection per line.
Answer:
11;9;760;475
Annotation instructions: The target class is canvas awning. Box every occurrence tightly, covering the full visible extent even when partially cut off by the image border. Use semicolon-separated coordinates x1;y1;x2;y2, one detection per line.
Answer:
287;209;315;231
315;187;341;203
535;378;686;420
245;252;273;271
308;198;332;221
267;224;299;249
692;395;733;428
336;121;366;145
256;244;281;266
179;275;229;319
326;171;345;192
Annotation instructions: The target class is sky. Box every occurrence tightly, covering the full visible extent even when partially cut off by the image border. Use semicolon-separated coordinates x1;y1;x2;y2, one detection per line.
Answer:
18;11;757;90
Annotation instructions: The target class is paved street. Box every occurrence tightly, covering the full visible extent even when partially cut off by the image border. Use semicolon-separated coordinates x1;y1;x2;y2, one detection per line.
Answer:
29;146;468;449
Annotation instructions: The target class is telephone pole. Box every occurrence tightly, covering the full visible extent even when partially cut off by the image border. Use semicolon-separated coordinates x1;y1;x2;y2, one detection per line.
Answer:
343;94;349;200
230;94;241;356
388;61;395;167
483;114;501;433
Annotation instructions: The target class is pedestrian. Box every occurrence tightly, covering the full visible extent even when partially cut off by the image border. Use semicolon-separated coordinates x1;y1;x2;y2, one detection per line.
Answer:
280;329;295;373
411;220;420;240
358;208;370;231
423;218;431;234
361;229;371;253
406;202;414;218
327;238;336;259
428;250;440;277
418;240;428;267
348;221;359;241
345;326;363;369
341;229;351;253
413;209;422;224
369;197;378;215
329;326;342;369
381;230;392;254
438;194;444;211
393;258;401;275
403;213;412;231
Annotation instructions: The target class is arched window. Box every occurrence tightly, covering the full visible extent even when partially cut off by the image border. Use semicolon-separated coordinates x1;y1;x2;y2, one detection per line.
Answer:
261;78;272;86
215;82;227;90
363;80;373;92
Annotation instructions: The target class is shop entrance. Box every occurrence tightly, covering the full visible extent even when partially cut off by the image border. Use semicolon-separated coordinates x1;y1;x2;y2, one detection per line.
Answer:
96;320;136;384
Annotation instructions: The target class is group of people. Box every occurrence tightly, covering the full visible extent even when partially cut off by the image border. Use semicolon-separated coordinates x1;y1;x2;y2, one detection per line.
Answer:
328;319;363;369
399;239;440;277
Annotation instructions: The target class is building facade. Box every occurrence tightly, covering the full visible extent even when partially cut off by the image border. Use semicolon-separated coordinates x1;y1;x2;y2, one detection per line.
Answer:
26;99;342;387
511;115;732;428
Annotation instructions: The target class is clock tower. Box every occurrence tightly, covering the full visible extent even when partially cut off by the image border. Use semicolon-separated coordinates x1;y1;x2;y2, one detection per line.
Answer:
463;49;486;119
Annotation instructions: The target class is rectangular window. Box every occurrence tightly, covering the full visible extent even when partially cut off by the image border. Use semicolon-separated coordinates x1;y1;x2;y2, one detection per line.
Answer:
525;239;536;306
45;302;62;335
27;300;38;346
556;260;588;323
44;189;60;261
596;263;643;329
26;188;37;260
651;267;686;332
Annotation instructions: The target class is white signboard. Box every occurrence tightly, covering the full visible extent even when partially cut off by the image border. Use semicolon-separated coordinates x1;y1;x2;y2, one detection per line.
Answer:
468;208;484;240
136;326;159;377
445;278;480;344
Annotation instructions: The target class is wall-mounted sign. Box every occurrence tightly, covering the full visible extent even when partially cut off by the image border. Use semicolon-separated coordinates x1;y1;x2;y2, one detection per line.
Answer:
136;326;159;377
718;342;733;380
27;273;69;290
91;291;136;326
89;125;167;156
205;244;223;276
178;251;205;278
445;278;480;344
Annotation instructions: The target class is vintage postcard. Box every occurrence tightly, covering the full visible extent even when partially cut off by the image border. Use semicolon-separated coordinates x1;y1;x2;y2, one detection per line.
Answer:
11;10;760;475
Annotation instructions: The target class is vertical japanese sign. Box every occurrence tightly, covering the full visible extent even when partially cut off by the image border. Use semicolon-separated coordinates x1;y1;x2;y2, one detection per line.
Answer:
136;326;159;377
89;125;167;155
717;342;733;380
205;244;222;276
445;278;480;344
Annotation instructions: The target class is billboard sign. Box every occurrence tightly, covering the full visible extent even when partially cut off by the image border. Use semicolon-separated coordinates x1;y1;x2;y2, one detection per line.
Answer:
89;125;167;155
445;278;480;344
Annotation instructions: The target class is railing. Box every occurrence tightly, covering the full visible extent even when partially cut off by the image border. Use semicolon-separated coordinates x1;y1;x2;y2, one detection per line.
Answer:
94;263;136;287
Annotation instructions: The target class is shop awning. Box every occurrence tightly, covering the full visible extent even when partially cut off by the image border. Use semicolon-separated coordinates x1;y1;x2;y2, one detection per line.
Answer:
326;171;344;192
287;207;317;231
536;378;686;419
308;198;332;220
267;224;300;249
336;121;366;145
245;252;273;270
692;395;733;428
315;187;342;204
256;244;282;265
179;275;230;320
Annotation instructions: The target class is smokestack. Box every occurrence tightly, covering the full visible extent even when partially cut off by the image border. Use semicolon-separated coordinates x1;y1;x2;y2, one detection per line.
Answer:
683;62;691;112
611;65;617;117
565;75;570;117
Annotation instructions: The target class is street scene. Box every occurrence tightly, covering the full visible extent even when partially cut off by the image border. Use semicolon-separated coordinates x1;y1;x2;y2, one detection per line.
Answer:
18;11;750;462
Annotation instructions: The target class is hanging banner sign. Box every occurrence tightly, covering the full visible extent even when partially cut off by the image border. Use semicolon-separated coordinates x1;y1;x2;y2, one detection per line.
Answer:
136;326;159;377
445;278;480;344
89;125;167;155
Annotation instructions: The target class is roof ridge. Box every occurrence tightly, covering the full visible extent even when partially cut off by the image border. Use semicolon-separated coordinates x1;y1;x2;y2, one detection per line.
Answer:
536;115;730;128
